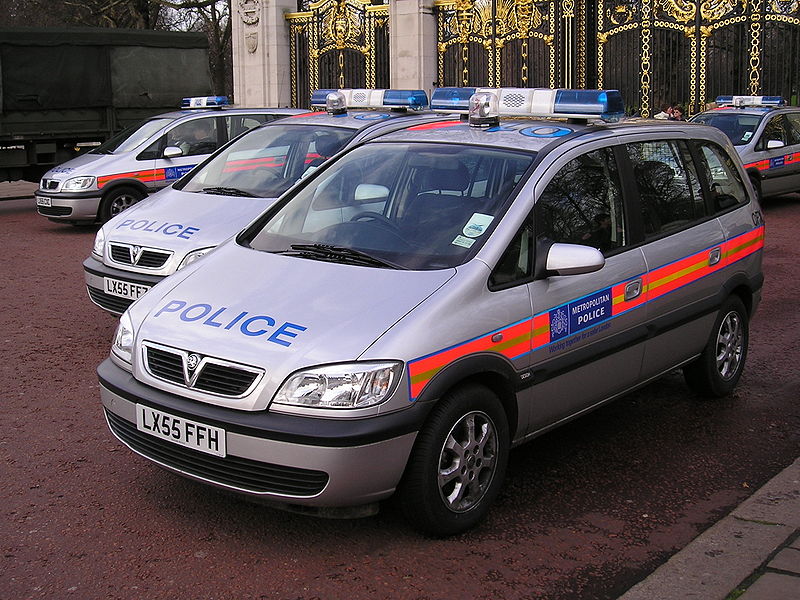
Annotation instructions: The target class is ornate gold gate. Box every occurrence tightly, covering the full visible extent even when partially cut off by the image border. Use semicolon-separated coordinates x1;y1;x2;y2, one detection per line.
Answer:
286;0;389;109
433;0;592;89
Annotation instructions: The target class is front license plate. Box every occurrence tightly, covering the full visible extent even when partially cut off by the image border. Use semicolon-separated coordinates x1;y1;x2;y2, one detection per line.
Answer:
35;196;52;207
136;404;226;457
104;277;150;300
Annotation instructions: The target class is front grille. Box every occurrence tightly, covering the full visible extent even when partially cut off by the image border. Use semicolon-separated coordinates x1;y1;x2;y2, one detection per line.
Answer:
105;410;329;496
143;343;262;398
87;285;133;314
41;179;60;190
109;243;170;269
38;205;72;216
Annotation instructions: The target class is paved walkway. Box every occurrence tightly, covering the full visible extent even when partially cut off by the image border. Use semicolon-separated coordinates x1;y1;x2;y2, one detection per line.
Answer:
0;180;38;200
619;457;800;600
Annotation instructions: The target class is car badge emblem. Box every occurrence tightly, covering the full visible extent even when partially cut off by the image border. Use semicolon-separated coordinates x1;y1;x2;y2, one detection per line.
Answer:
132;245;144;264
186;353;201;371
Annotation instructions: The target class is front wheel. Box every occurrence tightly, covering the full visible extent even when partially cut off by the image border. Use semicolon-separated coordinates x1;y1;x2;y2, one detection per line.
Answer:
99;186;145;223
683;295;749;397
397;383;509;536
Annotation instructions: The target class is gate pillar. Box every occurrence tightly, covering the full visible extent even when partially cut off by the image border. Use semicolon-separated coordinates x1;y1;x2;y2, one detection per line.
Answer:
233;0;296;108
390;0;439;91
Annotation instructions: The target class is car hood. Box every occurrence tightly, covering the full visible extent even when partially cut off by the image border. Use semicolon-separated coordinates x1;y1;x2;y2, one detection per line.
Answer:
129;241;455;410
102;188;278;259
42;152;121;179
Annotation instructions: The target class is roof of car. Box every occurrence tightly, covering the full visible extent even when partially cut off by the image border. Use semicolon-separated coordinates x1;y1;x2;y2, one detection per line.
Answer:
156;107;307;120
275;109;443;131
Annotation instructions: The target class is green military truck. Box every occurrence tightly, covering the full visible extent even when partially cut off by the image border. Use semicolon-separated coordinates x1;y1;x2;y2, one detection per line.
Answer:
0;27;212;183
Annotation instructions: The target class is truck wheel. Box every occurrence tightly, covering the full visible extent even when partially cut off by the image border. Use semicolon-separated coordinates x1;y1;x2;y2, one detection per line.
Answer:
683;295;749;397
99;186;144;223
397;383;509;537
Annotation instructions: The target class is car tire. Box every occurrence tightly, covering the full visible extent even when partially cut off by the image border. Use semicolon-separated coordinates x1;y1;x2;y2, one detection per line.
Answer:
99;186;145;223
684;295;749;397
397;383;509;537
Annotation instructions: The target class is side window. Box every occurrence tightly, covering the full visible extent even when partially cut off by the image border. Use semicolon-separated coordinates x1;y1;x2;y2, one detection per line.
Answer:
226;115;268;139
627;140;701;237
166;118;220;157
490;219;534;288
534;147;626;255
786;114;800;146
695;141;748;212
756;115;790;150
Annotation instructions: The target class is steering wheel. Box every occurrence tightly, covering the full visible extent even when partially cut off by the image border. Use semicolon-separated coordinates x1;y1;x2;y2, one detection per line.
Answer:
349;211;399;231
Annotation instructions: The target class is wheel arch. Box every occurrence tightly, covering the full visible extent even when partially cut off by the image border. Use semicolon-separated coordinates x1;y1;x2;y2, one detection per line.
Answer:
100;179;150;199
413;353;521;438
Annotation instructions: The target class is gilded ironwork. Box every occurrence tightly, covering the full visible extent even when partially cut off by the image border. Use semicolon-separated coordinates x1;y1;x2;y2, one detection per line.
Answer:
286;0;388;108
434;0;557;88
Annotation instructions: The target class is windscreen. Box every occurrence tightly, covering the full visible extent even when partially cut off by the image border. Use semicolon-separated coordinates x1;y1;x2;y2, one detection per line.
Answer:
246;142;535;270
179;124;354;199
91;118;175;154
690;112;763;146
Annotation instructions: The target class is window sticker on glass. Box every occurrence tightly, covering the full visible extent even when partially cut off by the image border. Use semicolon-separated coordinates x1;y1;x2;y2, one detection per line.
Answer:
452;235;476;248
463;213;494;238
743;131;753;142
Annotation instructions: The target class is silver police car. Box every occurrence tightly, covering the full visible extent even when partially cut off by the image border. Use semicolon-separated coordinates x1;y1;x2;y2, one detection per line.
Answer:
36;96;302;224
98;88;764;535
691;95;800;199
84;90;448;315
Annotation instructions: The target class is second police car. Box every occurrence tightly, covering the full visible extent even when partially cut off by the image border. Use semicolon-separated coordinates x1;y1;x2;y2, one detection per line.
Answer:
36;96;303;224
84;89;446;314
691;95;800;199
98;88;764;535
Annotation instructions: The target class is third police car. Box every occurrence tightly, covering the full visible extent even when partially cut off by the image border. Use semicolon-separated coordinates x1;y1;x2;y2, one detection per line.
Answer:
97;87;764;535
84;89;446;314
691;95;800;199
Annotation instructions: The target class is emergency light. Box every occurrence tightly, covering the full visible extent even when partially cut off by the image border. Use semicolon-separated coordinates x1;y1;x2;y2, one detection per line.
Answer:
430;87;625;125
310;89;429;114
181;96;230;108
715;95;785;108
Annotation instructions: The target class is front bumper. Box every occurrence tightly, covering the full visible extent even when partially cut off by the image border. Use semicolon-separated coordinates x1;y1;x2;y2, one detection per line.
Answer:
84;255;165;315
35;189;102;221
98;358;428;507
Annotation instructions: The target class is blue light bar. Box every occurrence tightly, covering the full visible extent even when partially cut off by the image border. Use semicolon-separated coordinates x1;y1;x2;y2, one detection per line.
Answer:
181;96;229;108
715;95;785;107
310;89;339;108
553;90;625;121
383;89;428;110
430;87;478;112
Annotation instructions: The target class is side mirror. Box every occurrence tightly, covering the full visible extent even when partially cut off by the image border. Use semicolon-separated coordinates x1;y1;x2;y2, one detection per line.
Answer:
163;146;183;159
541;242;605;277
766;139;785;150
354;184;389;202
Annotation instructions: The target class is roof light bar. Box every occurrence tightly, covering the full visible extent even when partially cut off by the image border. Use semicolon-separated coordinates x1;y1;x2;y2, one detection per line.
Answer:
181;96;229;108
715;95;785;107
431;87;625;122
310;89;429;113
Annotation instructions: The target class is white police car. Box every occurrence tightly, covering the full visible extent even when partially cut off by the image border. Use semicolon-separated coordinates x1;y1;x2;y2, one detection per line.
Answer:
36;97;303;224
98;87;764;535
691;95;800;199
84;89;447;315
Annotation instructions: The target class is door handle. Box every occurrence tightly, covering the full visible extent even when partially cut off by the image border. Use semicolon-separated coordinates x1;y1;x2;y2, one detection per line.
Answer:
625;279;642;301
709;247;722;266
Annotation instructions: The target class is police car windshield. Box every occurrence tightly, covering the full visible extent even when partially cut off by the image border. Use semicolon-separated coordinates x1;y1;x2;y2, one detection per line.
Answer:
246;142;535;270
690;112;763;146
91;118;176;154
179;124;354;199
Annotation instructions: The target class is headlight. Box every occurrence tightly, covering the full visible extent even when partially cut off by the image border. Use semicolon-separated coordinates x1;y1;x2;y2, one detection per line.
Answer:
61;176;96;191
273;362;402;410
92;228;106;258
177;246;214;271
111;311;135;369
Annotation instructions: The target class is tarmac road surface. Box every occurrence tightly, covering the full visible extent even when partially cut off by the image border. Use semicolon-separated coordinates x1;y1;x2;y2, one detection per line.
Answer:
2;189;799;599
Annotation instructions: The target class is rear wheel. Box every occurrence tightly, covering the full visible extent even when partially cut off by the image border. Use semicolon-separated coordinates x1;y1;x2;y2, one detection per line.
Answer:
99;186;144;223
397;383;509;537
684;295;749;397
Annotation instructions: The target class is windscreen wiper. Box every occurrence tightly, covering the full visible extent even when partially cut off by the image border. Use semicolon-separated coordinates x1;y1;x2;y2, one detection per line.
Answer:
202;186;257;197
276;243;405;270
